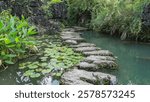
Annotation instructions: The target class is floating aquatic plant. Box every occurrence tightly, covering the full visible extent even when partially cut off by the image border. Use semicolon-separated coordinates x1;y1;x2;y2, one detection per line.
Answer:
19;36;84;78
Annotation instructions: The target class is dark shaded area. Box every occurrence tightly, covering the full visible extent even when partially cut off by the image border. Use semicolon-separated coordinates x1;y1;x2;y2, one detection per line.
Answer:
142;3;150;34
51;2;67;19
0;0;64;34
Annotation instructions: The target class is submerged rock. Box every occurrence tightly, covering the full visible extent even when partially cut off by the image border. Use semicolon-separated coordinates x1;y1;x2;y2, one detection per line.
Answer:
61;68;117;85
83;50;113;56
40;75;52;85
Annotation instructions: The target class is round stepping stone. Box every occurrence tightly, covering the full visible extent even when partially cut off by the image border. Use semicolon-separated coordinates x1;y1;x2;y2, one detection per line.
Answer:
61;68;117;85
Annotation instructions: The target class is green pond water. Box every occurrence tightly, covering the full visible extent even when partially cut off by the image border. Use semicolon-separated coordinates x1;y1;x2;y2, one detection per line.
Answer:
0;56;59;85
81;31;150;85
0;35;61;85
1;31;150;85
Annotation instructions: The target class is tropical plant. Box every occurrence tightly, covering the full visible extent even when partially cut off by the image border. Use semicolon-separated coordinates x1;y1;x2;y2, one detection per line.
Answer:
0;10;37;67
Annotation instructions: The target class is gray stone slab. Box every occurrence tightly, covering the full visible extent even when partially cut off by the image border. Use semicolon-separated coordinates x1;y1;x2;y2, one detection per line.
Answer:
74;47;100;52
78;62;98;71
70;43;96;48
62;37;85;42
64;40;78;45
84;55;116;63
93;60;118;69
61;68;117;85
83;50;113;56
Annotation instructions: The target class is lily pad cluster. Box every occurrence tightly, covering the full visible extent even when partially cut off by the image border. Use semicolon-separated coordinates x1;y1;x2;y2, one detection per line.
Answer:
19;35;84;78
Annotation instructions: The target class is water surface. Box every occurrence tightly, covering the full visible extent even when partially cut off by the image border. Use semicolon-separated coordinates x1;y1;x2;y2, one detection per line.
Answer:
82;31;150;85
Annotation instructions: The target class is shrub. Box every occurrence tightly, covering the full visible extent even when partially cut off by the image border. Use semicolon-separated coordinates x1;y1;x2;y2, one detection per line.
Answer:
0;10;37;66
67;0;150;40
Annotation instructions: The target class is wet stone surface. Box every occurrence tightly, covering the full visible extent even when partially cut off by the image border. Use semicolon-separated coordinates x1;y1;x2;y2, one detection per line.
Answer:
61;68;117;85
61;27;118;85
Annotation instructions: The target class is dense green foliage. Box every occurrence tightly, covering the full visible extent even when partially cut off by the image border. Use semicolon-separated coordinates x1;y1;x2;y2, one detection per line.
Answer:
42;0;63;17
0;10;37;66
67;0;150;40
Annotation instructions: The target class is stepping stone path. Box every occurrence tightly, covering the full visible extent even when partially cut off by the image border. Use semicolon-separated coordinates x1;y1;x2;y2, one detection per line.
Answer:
60;27;118;85
61;68;117;85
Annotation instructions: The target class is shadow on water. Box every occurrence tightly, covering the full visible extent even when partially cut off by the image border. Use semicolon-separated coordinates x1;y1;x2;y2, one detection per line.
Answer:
81;31;150;85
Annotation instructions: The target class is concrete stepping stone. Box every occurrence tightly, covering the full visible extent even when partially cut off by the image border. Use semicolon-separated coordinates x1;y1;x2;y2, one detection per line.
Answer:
70;43;96;48
83;50;113;56
84;55;116;63
74;47;100;52
61;68;117;85
64;40;78;45
62;37;85;42
93;60;118;69
77;62;98;71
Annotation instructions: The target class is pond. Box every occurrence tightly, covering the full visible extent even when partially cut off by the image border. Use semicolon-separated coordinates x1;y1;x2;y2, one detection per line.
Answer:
0;35;61;85
81;31;150;85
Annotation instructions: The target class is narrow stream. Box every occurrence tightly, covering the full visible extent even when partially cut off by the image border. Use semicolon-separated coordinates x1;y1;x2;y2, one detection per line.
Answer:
81;31;150;85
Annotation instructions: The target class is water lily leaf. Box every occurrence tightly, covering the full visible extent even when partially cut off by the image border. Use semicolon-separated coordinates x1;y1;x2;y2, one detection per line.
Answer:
5;60;14;64
32;61;39;65
44;54;50;57
30;73;41;78
40;63;48;67
35;68;43;72
24;70;34;76
46;64;53;69
27;64;38;69
42;69;52;74
40;57;48;61
19;66;26;69
55;72;62;77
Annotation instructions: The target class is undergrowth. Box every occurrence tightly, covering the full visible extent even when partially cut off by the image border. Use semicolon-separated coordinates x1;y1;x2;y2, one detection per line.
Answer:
0;10;37;68
67;0;150;41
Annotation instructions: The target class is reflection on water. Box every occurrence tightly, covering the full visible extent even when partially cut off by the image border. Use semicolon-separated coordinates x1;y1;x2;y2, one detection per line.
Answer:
0;57;59;85
82;31;150;85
